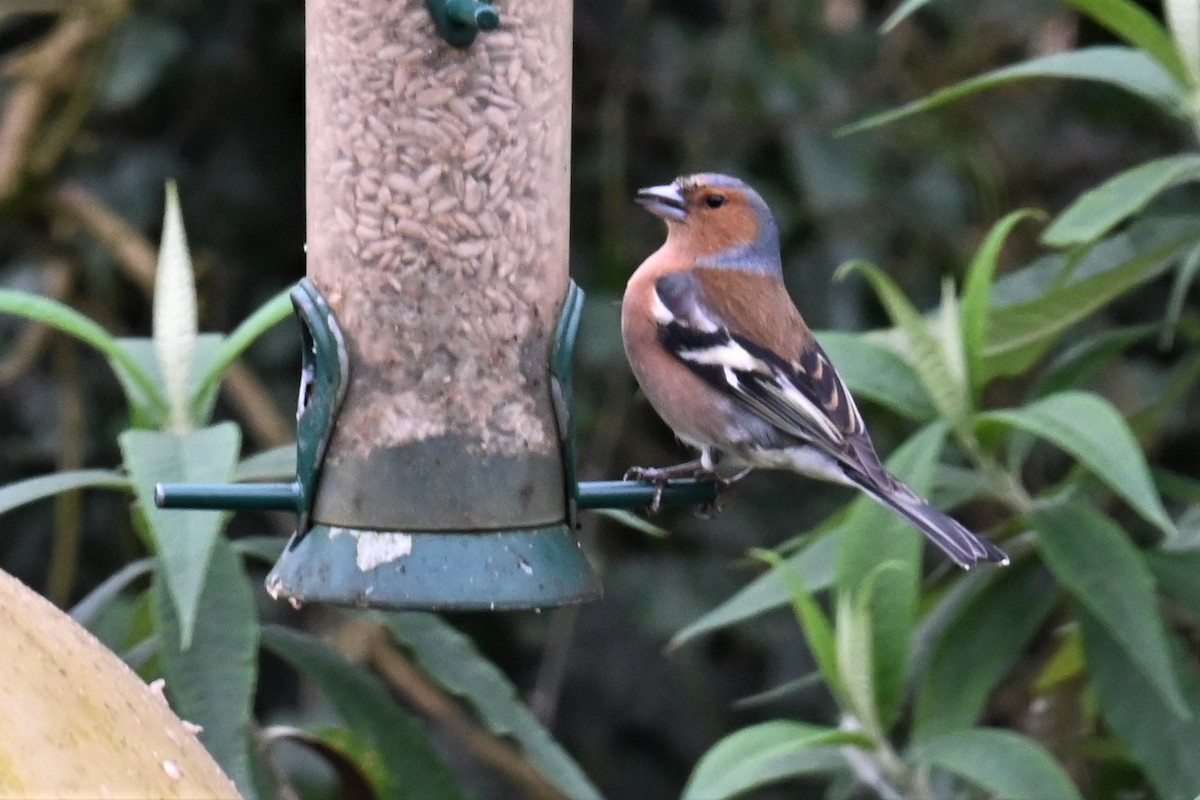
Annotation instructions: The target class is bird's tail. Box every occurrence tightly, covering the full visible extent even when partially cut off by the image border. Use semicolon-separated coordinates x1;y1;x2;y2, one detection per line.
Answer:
854;473;1008;570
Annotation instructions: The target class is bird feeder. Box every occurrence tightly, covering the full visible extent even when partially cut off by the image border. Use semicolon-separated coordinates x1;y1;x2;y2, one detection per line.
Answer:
156;0;715;611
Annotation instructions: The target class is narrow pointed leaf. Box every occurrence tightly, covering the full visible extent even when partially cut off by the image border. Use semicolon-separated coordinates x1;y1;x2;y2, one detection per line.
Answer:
1032;323;1159;398
960;210;1041;397
980;392;1173;535
671;527;842;647
837;262;969;427
0;290;164;415
1163;241;1200;347
683;721;860;800
835;563;901;738
1061;0;1189;83
1165;0;1200;85
916;729;1082;800
120;423;241;646
1034;502;1190;717
262;625;465;800
235;445;297;482
750;550;840;701
1079;608;1200;799
0;469;129;516
1043;154;1200;246
985;224;1191;379
913;562;1060;741
153;182;198;434
152;536;258;795
70;557;154;627
190;287;294;419
379;612;602;800
842;47;1188;136
259;727;380;800
1146;547;1200;623
837;422;945;728
880;0;941;32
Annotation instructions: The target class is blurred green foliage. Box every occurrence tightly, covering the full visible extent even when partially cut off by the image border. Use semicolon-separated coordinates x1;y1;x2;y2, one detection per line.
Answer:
3;0;1200;798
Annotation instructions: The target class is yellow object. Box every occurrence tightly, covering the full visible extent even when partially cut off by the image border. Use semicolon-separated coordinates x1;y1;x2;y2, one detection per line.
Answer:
0;569;241;799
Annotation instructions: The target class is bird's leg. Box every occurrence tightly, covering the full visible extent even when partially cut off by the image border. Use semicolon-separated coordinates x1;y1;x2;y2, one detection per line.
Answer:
624;459;706;513
695;466;753;519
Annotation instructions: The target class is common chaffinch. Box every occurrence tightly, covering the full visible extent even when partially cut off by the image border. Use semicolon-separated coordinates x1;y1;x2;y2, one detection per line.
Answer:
621;173;1008;570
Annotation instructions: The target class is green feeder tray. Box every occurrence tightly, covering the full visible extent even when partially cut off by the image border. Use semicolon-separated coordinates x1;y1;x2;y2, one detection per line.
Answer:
265;524;596;610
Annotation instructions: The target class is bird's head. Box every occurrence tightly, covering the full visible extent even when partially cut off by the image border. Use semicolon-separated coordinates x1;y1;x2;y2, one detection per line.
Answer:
635;173;780;273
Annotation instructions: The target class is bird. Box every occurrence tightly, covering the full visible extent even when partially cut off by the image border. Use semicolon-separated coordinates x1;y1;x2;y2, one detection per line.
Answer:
620;172;1008;570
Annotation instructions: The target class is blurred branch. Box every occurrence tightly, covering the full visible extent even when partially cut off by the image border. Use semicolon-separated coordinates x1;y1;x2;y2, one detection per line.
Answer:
0;12;94;200
338;620;569;800
47;332;84;606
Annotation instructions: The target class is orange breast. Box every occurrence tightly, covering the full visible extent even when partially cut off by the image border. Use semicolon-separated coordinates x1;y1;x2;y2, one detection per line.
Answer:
620;249;743;449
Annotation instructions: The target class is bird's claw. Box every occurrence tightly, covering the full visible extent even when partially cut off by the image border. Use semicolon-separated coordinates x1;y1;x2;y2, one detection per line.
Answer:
693;468;751;519
624;465;673;514
624;463;747;516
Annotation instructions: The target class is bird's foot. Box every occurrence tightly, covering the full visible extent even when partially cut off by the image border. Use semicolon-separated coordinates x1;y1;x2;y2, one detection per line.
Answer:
624;460;705;514
693;467;752;519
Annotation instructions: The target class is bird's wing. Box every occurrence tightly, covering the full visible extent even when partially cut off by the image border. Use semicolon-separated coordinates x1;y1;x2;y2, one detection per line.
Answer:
654;270;885;480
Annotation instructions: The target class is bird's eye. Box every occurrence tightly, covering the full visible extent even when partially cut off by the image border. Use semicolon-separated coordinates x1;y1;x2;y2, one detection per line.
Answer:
705;194;726;209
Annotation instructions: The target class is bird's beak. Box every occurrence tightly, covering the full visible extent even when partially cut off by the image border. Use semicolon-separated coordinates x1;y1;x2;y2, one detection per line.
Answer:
635;184;687;222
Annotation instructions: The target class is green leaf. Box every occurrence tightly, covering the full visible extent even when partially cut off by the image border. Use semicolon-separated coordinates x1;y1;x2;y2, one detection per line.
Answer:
378;613;603;800
1165;0;1200;86
98;15;185;111
235;445;297;482
594;507;670;538
1034;502;1191;717
0;469;129;516
260;726;382;800
960;210;1042;398
232;536;287;564
0;289;164;416
120;423;242;646
1162;241;1200;347
1035;625;1086;692
985;222;1191;379
1032;324;1159;398
190;286;294;420
70;557;154;628
1079;608;1200;800
683;721;860;800
152;535;259;795
1043;155;1200;246
835;562;903;738
814;331;938;421
980;392;1173;535
670;526;842;647
749;550;840;702
262;625;465;800
837;262;970;427
915;728;1082;800
837;422;945;728
1061;0;1190;83
842;47;1188;135
1146;547;1200;623
880;0;941;33
913;561;1060;742
117;334;225;428
152;182;199;434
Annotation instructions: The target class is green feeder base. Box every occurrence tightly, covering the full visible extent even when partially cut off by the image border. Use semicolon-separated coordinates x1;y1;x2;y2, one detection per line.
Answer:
265;523;602;610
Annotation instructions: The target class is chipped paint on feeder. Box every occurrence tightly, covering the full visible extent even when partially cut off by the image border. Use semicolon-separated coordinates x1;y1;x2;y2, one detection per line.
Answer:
355;532;414;571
